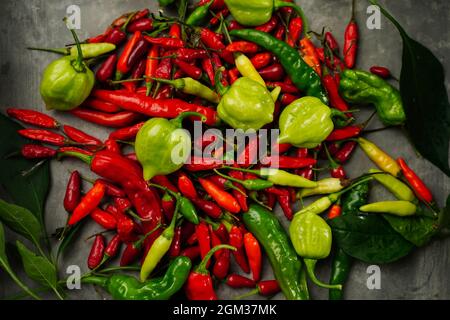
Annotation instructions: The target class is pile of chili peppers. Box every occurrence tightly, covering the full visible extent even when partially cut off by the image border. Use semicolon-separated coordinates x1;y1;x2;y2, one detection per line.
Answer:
6;0;437;300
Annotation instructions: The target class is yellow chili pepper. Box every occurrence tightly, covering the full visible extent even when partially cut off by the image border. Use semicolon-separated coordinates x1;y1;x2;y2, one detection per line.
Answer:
235;53;266;87
357;138;401;177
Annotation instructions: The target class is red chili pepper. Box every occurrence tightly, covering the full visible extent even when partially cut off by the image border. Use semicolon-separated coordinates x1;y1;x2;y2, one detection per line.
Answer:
175;48;208;61
87;33;107;44
326;126;362;141
200;28;226;50
70;109;142;128
91;208;117;230
92;90;218;126
267;81;299;94
181;246;201;260
97;179;126;198
199;178;241;214
144;46;160;95
144;36;184;49
152;175;178;193
274;25;285;40
96;54;118;83
277;194;293;220
248;52;272;70
328;204;342;219
325;32;340;55
200;58;215;86
255;15;278;33
322;72;350;113
225;41;260;54
225;274;256;288
331;166;347;179
64;171;81;213
210;8;230;26
228;20;243;31
265;192;276;209
104;138;121;154
280;93;300;106
243;233;262;282
109;122;145;141
69;182;106;226
185;157;223;172
191;198;222;219
104;234;122;259
258;63;285;81
272;143;292;155
104;28;127;46
18;129;67;146
195;222;211;267
258;280;281;296
300;37;322;76
174;59;202;80
58;147;93;157
126;40;150;78
297;167;314;180
63;125;103;149
88;234;106;270
128;18;153;32
370;66;392;79
187;232;199;246
229;226;250;273
154;85;174;99
335;141;357;164
169;226;182;258
7;108;59;129
21;144;57;160
120;242;141;266
117;31;142;77
117;215;138;243
287;16;303;47
123;58;146;92
198;0;225;10
153;51;173;80
213;249;230;280
262;155;317;169
177;172;198;200
265;187;289;197
343;0;359;69
83;98;122;114
229;171;249;212
397;158;433;203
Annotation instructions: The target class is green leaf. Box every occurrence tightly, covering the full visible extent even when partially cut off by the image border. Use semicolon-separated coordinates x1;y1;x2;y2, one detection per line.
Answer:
0;113;50;224
0;222;42;300
0;199;43;250
329;214;414;264
371;1;450;176
16;241;57;290
383;210;438;247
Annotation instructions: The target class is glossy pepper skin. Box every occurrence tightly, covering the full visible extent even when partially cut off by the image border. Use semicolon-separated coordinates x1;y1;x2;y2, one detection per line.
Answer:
83;256;191;300
360;201;417;217
229;29;328;104
340;69;405;126
40;27;94;111
278;97;334;149
217;77;274;131
136;112;202;180
243;204;309;300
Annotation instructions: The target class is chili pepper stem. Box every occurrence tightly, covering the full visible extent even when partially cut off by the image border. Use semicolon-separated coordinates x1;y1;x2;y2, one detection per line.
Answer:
63;18;86;72
304;258;342;290
27;47;68;55
233;288;259;300
196;244;236;274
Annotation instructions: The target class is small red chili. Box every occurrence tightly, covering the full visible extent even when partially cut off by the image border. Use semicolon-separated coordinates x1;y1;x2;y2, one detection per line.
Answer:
21;144;57;160
64;171;81;213
88;234;106;270
69;182;106;226
7;108;59;129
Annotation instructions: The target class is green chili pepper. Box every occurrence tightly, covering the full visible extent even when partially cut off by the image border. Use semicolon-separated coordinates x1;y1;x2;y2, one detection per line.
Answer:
298;178;347;198
29;43;116;59
136;112;205;181
140;202;180;281
278;97;348;148
225;0;309;28
244;204;309;300
360;201;417;217
369;169;416;202
214;169;274;191
40;23;95;111
290;211;341;290
186;0;214;26
229;29;328;104
339;69;406;126
152;77;220;103
83;256;191;300
216;69;275;131
329;247;352;300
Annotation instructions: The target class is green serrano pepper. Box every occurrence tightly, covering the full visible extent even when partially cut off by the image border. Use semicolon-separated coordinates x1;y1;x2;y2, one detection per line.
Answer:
243;204;309;300
229;29;328;104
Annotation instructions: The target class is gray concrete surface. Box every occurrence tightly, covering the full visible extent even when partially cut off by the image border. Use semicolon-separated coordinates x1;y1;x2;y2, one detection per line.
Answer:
0;0;449;300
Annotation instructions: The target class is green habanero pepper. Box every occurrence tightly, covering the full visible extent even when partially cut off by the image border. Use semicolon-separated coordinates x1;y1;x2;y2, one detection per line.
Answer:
216;75;274;131
40;24;95;111
29;43;116;59
369;169;416;202
289;211;341;290
339;69;406;126
136;112;205;181
244;204;309;300
279;97;339;148
360;201;417;217
225;0;308;27
82;256;192;300
229;29;328;104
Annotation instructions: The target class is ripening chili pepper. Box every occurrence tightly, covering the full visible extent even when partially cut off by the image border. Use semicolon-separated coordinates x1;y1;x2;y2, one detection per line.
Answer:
83;98;122;114
397;158;433;203
88;234;106;270
199;178;241;214
225;274;255;288
18;129;69;147
7;108;59;129
226;41;260;54
335;141;357;164
63;125;103;149
343;0;359;69
287;16;303;47
244;233;262;282
370;66;392;79
277;194;293;220
128;18;154;32
144;36;184;49
178;172;198;200
21;144;57;160
322;70;350;113
196;222;211;267
299;37;322;76
70;109;142;128
255;15;278;33
69;182;106;226
116;31;142;78
262;156;317;169
328;203;342;219
96;54;118;83
91;208;117;230
229;226;250;273
358;138;401;177
109;122;145;141
61;172;82;215
258;63;285;81
185;245;236;300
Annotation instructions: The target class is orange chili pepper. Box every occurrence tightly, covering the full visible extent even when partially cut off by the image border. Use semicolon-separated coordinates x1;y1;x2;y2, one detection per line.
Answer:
198;178;241;214
69;182;106;226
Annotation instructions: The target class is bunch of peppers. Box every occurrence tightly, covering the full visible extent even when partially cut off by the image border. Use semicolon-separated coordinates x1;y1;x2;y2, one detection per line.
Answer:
6;0;436;301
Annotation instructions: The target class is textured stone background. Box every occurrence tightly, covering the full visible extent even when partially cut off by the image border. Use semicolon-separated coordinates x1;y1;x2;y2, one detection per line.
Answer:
0;0;449;300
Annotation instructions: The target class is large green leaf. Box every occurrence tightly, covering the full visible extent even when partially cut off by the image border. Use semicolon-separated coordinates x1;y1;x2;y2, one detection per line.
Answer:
0;199;43;249
329;214;414;264
0;113;50;224
371;1;450;176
